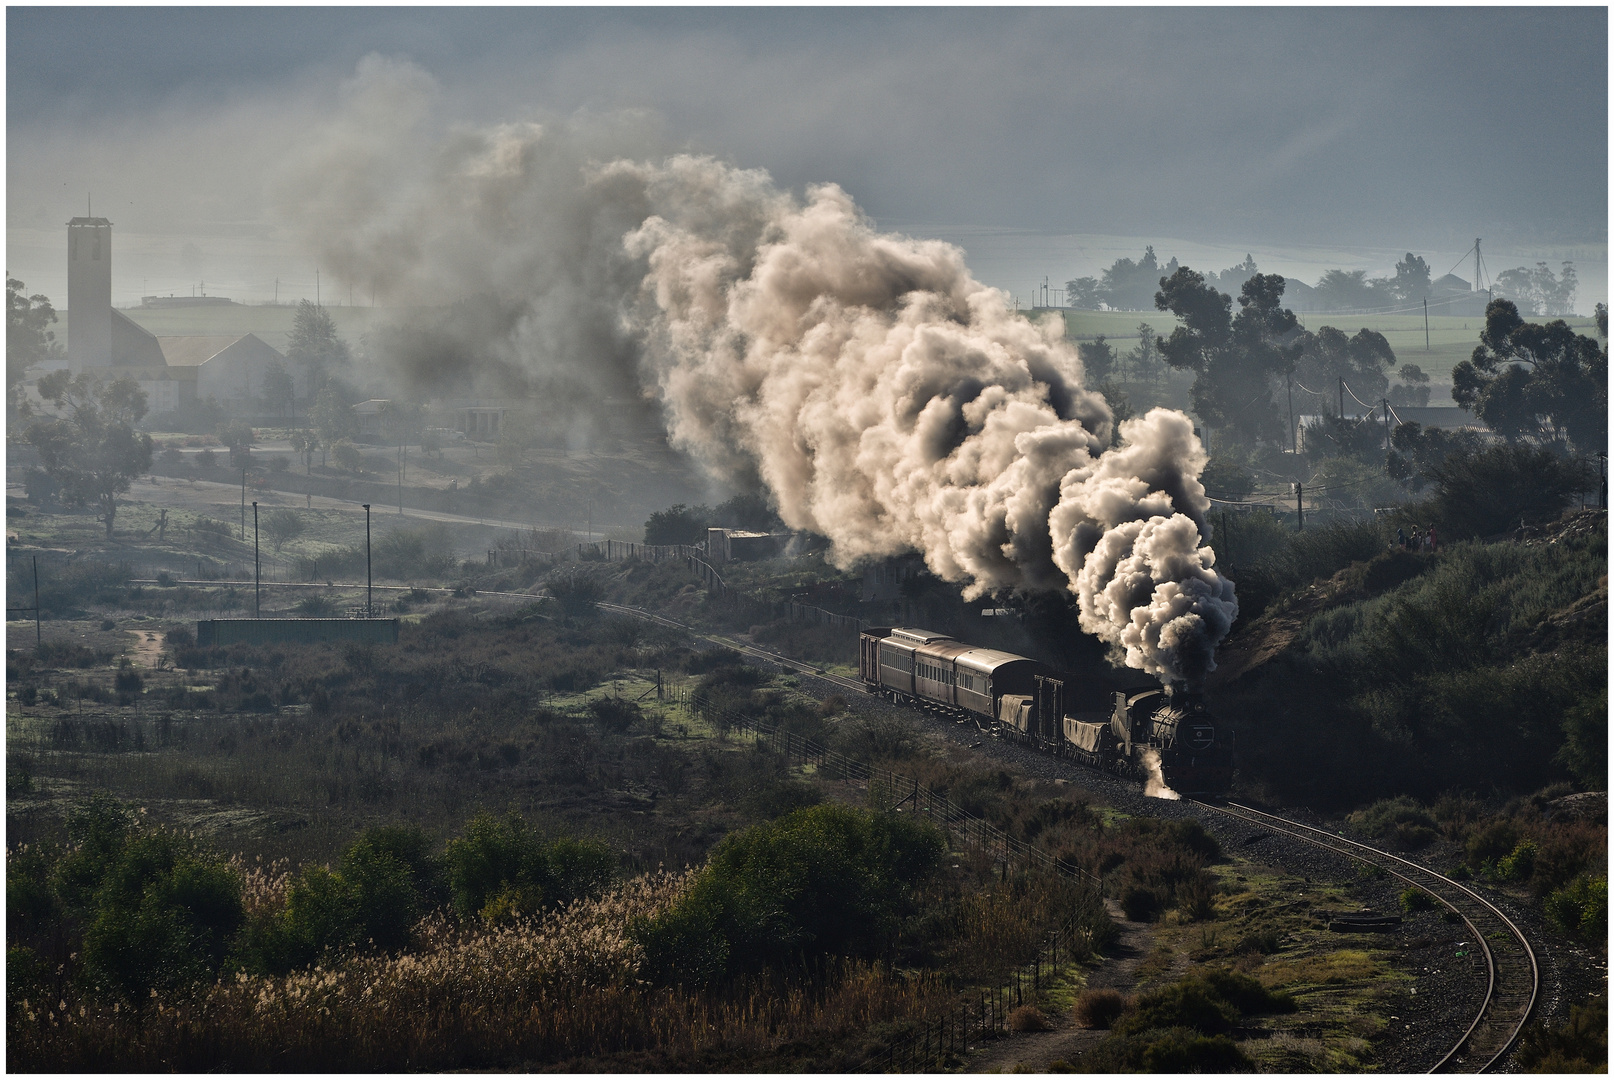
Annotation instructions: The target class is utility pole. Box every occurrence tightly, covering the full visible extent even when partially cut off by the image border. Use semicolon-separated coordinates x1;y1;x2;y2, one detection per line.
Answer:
1423;297;1430;352
1474;238;1481;293
1295;482;1304;531
1338;377;1344;419
363;504;372;617
1286;370;1296;455
253;502;261;618
1383;398;1391;452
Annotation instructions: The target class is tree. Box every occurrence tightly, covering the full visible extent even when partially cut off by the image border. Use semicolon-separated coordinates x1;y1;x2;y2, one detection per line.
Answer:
332;439;364;473
1079;335;1116;382
7;276;63;421
1493;261;1578;317
1125;322;1165;385
1422;444;1593;538
289;429;319;474
216;420;254;467
286;299;351;394
24;372;154;537
1064;276;1102;310
311;387;353;465
1208;254;1259;295
1100;246;1165;311
1386;421;1484;492
1391;253;1432;301
1451;299;1606;452
263;509;306;553
381;400;425;446
260;364;295;418
1388;363;1431;408
1155;270;1302;448
645;503;711;545
1313;269;1392;313
1294;326;1397;411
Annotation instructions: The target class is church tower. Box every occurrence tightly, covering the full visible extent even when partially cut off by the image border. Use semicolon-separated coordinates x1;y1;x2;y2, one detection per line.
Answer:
67;216;113;373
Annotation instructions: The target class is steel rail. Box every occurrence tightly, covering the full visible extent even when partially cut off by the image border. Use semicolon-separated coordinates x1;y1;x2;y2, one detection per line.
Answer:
596;600;1538;1071
1198;800;1538;1073
596;601;866;693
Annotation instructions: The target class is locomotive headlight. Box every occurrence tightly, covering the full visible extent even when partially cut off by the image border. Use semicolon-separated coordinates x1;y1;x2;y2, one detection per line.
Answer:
1187;724;1215;750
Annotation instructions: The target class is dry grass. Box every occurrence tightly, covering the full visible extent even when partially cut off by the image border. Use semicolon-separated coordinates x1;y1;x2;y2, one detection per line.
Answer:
1072;987;1130;1029
1008;1005;1052;1032
9;867;957;1070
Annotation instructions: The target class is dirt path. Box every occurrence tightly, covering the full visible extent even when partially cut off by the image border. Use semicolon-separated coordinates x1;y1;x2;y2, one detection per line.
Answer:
128;628;165;668
964;901;1154;1073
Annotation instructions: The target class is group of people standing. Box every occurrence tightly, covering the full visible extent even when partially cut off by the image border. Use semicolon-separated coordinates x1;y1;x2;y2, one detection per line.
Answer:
1397;525;1438;552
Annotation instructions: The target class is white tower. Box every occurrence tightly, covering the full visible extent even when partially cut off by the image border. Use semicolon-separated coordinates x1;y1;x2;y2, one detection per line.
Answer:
67;216;113;374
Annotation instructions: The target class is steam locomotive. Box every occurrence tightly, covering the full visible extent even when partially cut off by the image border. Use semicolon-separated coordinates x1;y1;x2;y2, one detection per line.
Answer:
857;626;1233;796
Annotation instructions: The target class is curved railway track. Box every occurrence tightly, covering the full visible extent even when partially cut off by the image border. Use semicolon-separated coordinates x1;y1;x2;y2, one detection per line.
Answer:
596;601;1538;1071
1196;801;1538;1073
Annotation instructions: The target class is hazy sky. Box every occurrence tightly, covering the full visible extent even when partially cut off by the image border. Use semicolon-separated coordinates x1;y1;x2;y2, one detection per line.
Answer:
8;7;1607;306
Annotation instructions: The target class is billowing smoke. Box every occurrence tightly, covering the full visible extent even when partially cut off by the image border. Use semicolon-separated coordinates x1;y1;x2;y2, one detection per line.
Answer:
1140;748;1182;801
278;56;1237;683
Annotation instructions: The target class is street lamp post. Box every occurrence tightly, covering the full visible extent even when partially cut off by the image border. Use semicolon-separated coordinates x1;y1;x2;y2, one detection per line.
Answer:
363;504;372;617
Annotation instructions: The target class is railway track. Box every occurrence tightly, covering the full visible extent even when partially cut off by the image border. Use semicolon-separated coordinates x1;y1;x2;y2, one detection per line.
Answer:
1197;801;1538;1073
596;601;1539;1072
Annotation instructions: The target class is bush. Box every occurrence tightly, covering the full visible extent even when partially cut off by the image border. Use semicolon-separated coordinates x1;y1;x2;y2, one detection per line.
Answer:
588;697;642;734
1348;797;1437;850
48;798;246;1002
1073;987;1130;1029
1544;876;1607;947
1424;445;1594;539
1516;995;1607;1073
547;571;604;619
635;804;944;985
1139;1028;1254;1073
442;812;615;923
1399;887;1436;914
1009;1005;1051;1031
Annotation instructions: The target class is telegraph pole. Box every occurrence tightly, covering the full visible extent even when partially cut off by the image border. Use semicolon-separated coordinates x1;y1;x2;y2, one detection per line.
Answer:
1295;482;1304;531
1423;297;1430;352
1286;370;1296;455
363;504;373;617
1383;398;1391;452
1338;377;1345;419
252;502;261;618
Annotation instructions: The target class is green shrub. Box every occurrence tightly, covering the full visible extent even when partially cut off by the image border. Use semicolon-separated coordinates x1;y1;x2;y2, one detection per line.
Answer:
1544;876;1607;947
442;812;615;922
1497;840;1538;882
1557;686;1608;790
80;831;245;1001
587;696;642;733
1516;995;1607;1073
1114;980;1239;1037
1348;796;1437;849
1140;1028;1255;1073
1399;887;1436;914
1194;968;1296;1014
1465;820;1519;869
634;803;944;986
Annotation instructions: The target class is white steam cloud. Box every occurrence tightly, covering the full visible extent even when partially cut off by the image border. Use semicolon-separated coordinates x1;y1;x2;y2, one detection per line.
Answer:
279;56;1237;684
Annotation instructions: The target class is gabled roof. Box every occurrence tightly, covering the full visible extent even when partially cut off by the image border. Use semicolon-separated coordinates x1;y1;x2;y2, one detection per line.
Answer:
157;336;243;367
